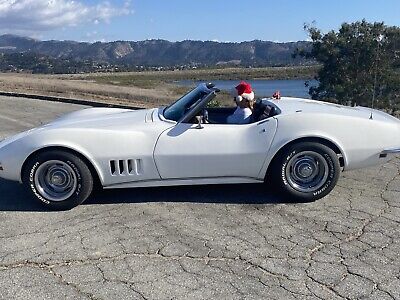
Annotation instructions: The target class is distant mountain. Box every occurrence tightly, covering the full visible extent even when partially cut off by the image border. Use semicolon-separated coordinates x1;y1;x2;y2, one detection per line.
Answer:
0;34;312;67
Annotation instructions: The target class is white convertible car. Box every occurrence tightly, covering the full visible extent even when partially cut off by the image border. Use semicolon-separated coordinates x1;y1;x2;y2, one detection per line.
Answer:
0;83;399;209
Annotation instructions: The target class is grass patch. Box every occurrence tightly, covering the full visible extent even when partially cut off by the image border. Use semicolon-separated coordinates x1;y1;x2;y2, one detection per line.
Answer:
83;66;319;89
166;84;234;108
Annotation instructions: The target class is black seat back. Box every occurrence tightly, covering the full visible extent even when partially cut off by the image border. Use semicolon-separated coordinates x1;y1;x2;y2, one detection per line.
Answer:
252;99;278;122
251;99;265;122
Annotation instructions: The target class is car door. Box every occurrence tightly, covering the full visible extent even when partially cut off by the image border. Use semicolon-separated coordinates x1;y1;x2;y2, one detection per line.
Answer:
153;118;278;180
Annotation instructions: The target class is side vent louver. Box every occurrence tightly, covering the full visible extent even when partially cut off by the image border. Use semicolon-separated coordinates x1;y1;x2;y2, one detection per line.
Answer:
110;160;116;175
110;159;143;176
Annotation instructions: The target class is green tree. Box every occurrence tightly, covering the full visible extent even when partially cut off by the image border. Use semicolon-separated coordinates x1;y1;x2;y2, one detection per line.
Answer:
297;20;400;113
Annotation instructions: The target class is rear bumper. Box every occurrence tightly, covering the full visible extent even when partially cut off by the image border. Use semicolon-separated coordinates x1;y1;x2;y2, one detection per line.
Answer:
382;147;400;154
381;147;400;156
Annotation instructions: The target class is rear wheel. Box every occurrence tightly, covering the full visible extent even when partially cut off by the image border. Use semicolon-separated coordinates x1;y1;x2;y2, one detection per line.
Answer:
23;150;93;210
269;142;340;202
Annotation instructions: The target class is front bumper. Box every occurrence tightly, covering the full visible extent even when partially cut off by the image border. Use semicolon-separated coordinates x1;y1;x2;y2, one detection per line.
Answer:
0;142;27;182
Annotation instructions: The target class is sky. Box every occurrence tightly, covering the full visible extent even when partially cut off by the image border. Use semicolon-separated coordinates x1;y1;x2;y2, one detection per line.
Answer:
0;0;399;43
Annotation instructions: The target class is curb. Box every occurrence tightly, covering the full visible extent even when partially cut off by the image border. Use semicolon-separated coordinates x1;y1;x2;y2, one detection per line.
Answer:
0;91;142;110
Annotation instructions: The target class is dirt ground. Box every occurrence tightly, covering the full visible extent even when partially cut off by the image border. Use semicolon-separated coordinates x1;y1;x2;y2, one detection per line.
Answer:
0;73;178;108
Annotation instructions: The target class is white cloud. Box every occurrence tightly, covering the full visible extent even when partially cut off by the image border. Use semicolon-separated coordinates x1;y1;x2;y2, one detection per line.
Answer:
0;0;132;34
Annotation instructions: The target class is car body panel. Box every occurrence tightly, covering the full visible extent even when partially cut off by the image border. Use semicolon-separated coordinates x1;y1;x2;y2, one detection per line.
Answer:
154;118;278;179
0;107;173;184
260;98;400;173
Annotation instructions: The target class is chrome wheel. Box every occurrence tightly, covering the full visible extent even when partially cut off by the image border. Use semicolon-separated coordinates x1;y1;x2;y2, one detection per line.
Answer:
34;160;78;202
285;151;329;193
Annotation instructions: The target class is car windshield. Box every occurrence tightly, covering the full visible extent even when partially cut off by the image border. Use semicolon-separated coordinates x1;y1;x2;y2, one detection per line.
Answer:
163;86;209;122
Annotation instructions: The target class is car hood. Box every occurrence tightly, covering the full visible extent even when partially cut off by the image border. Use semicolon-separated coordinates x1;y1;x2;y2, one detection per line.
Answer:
46;107;156;128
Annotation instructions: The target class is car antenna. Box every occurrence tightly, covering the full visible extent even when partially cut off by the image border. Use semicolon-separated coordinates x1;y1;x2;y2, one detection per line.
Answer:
370;64;377;120
370;34;384;120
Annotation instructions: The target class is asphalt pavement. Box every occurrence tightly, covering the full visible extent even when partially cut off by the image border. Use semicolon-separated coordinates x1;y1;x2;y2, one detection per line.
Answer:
0;95;399;300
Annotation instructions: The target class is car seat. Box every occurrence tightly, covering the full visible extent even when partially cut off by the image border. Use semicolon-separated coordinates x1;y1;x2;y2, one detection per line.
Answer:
251;99;278;122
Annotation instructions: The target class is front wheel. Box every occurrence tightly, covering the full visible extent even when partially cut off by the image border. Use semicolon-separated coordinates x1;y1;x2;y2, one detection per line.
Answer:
269;142;341;202
22;150;94;210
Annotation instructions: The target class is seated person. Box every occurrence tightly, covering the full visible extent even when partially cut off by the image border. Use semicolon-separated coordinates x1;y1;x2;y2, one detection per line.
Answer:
227;81;255;124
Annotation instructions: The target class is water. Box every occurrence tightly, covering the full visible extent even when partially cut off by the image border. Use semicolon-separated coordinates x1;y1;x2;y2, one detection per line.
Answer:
177;79;317;99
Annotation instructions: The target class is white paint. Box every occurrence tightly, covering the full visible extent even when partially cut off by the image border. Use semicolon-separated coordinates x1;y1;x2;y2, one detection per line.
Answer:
154;119;277;179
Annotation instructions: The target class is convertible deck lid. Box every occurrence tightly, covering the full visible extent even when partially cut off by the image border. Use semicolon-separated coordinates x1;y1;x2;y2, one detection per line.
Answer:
264;97;400;123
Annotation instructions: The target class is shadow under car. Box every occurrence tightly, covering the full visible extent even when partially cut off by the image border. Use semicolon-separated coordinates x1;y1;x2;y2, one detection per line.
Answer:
0;178;301;212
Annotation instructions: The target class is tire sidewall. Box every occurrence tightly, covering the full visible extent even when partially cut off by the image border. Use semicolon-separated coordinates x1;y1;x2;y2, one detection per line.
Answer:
24;151;93;210
278;143;340;201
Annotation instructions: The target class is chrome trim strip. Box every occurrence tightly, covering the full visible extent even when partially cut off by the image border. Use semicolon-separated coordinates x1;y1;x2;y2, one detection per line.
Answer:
381;148;400;155
103;176;263;189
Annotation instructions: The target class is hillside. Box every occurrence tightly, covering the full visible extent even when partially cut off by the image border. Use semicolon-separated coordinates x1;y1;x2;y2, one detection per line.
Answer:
0;34;312;68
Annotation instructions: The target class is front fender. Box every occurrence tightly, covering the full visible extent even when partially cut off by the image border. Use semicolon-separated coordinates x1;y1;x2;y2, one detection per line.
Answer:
0;134;104;184
0;125;164;185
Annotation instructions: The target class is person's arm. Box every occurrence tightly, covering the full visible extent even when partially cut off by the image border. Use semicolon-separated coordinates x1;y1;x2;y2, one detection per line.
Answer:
236;108;252;124
227;108;251;124
227;114;239;124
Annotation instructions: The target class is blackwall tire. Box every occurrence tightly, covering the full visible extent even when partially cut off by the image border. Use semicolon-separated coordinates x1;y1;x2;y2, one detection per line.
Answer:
270;142;340;202
22;150;93;210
